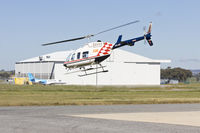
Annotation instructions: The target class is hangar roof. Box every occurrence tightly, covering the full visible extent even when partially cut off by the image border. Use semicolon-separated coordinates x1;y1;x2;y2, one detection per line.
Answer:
111;49;170;63
17;50;74;63
16;49;170;63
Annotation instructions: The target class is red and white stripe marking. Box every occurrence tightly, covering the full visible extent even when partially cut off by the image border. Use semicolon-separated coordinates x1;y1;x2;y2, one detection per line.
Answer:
97;42;113;56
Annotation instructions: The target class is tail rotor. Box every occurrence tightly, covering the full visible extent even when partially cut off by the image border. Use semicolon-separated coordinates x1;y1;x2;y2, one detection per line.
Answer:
144;22;153;46
143;26;147;44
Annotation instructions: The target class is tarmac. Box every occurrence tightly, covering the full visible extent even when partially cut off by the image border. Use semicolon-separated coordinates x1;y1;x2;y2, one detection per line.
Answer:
0;104;200;133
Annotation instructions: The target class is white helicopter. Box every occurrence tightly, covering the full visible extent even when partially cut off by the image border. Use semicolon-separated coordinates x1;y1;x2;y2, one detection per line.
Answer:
42;21;153;71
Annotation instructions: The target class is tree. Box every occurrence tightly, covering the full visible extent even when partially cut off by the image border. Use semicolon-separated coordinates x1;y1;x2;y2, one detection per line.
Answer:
0;72;10;79
161;67;192;82
0;70;15;79
194;73;200;82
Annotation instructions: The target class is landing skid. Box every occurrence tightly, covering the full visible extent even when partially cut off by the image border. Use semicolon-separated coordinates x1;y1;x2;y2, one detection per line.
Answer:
80;65;106;71
79;70;108;77
78;64;108;77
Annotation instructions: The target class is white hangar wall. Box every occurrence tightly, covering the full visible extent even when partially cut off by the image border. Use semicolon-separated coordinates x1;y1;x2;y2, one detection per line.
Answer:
55;62;160;85
54;49;164;85
15;51;72;79
15;49;170;85
15;62;55;79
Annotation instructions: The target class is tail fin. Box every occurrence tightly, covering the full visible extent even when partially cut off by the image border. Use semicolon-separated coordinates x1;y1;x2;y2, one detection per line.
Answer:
28;73;35;82
112;35;122;49
116;35;122;44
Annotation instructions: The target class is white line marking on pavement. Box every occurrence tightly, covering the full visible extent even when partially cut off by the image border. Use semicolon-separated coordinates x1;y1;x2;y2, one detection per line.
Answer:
70;111;200;127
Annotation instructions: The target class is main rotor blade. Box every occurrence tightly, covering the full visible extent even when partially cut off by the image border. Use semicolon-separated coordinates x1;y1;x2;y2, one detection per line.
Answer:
41;20;139;46
95;20;140;36
42;35;93;46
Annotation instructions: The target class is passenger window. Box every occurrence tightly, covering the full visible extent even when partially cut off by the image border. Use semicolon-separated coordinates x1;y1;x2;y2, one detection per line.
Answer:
82;51;89;58
71;53;75;61
77;52;81;59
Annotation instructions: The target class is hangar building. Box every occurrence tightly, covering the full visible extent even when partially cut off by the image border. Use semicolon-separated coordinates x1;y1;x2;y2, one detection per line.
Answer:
15;49;170;85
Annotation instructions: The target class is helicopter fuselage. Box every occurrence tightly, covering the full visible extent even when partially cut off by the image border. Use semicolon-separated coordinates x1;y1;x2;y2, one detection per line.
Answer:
64;42;113;68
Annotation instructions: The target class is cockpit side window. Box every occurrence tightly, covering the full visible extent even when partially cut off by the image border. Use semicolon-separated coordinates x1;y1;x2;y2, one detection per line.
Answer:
77;52;81;59
71;53;75;61
82;51;89;58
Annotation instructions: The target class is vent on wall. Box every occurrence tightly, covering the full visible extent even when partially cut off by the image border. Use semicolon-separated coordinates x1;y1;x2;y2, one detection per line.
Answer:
46;56;50;59
39;56;43;61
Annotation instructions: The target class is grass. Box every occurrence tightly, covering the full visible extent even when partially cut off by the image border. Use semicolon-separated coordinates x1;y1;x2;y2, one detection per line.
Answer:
0;84;200;106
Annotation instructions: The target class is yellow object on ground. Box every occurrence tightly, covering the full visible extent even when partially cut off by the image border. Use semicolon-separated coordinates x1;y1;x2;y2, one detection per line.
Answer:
14;78;29;85
28;81;33;85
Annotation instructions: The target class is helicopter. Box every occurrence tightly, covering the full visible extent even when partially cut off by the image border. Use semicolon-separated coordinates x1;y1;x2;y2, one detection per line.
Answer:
42;21;153;72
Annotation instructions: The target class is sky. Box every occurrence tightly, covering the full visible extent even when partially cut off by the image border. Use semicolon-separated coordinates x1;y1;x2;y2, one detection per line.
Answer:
0;0;200;70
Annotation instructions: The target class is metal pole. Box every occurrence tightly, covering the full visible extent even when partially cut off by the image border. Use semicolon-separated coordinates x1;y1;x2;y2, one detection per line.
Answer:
96;63;98;87
34;62;35;77
23;62;24;77
22;62;24;77
40;61;41;79
48;61;49;79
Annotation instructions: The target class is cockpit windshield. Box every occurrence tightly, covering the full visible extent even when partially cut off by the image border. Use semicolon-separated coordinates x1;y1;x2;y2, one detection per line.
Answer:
66;53;72;62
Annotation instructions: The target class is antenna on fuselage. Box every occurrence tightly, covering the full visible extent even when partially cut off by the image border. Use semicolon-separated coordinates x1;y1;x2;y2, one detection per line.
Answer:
87;37;91;43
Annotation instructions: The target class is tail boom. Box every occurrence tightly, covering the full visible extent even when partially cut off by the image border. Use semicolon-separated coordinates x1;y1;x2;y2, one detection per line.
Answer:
112;22;153;49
